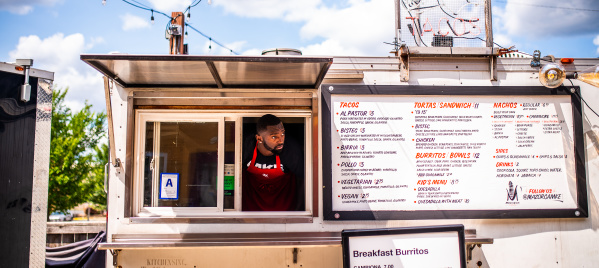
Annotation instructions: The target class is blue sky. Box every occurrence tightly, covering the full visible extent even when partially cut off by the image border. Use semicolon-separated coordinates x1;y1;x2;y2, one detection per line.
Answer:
1;0;598;111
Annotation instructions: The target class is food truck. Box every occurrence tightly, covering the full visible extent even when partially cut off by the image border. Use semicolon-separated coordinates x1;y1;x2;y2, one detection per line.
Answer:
80;2;599;267
80;49;599;268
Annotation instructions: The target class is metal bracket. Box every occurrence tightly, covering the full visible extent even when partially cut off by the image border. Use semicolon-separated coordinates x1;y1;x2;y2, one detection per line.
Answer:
531;50;541;67
399;44;409;82
103;76;122;169
464;229;493;263
113;158;122;168
293;248;299;264
490;55;497;81
16;59;33;102
109;249;121;267
466;243;481;261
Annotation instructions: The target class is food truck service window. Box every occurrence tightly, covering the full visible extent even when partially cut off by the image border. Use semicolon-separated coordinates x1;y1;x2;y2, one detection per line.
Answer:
133;111;312;218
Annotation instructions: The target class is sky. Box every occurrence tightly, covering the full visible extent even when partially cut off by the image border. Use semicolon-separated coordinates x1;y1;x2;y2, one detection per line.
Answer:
0;0;598;112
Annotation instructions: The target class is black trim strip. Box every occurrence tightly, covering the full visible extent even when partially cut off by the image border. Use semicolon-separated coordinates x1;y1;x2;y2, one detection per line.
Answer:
81;54;333;63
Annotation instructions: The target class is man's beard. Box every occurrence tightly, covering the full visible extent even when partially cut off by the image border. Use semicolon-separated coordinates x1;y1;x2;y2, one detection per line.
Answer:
263;142;283;155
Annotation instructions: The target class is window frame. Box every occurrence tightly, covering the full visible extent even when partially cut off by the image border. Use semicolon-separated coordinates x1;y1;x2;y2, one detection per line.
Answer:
132;109;313;219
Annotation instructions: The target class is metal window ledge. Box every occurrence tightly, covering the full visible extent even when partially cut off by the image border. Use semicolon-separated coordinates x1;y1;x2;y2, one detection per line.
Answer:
98;230;492;250
128;215;313;224
98;232;342;250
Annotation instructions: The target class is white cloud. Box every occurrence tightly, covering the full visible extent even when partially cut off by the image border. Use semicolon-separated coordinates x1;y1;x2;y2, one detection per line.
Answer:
301;39;364;56
120;13;151;31
8;33;105;112
298;0;394;56
0;0;61;15
213;0;321;21
146;0;192;13
494;0;599;38
594;35;599;55
212;0;394;56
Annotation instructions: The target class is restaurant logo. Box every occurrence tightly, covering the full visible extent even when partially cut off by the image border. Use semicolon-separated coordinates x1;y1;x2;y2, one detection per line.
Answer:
144;258;187;267
506;181;519;204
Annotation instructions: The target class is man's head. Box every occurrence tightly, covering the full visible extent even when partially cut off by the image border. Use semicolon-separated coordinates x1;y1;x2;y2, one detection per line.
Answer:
256;114;285;155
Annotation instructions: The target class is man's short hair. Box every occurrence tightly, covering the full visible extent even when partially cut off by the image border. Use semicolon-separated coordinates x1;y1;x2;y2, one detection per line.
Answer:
256;114;282;134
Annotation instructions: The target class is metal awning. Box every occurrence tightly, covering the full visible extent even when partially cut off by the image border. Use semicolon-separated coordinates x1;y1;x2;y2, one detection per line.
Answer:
81;54;333;89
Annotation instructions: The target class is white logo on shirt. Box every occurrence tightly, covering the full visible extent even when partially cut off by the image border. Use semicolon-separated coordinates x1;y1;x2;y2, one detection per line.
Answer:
247;161;285;171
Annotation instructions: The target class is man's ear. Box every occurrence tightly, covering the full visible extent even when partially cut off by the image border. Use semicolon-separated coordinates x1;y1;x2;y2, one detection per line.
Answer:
255;134;262;143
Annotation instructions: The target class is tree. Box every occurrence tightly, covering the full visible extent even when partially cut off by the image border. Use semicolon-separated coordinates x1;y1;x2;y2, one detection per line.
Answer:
48;88;106;214
88;143;108;211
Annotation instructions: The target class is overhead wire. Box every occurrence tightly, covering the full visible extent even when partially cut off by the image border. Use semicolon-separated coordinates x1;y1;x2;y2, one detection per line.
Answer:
128;0;152;9
569;79;599;118
186;24;238;55
493;0;599;12
436;0;479;22
118;0;238;54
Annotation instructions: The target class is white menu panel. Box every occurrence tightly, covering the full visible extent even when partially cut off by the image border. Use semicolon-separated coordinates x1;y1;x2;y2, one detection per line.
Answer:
348;231;462;268
330;95;577;212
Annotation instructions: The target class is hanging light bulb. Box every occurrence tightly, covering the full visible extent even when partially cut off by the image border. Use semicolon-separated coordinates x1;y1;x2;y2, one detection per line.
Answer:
539;57;599;89
151;10;155;24
539;62;566;88
208;0;212;5
102;0;106;6
187;11;190;19
185;30;188;36
572;65;599;88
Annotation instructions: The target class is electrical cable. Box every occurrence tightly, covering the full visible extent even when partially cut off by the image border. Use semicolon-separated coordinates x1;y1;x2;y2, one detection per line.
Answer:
184;0;202;16
118;0;239;55
569;79;599;118
409;4;439;11
450;36;506;49
494;0;599;12
185;23;239;55
189;0;202;8
401;0;428;47
129;0;152;9
436;0;479;22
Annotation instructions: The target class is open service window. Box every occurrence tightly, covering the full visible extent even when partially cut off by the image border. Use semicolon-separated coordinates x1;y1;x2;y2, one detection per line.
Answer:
133;110;312;218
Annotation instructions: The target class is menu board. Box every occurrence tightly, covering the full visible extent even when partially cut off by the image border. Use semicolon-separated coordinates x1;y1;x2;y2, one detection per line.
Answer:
342;225;465;268
322;85;587;220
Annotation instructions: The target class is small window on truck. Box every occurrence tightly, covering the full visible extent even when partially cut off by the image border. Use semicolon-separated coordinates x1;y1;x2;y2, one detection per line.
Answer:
133;111;311;217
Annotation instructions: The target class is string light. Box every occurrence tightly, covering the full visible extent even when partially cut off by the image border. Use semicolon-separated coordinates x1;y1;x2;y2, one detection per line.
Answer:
118;0;239;55
151;9;154;24
102;0;106;6
185;24;239;55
